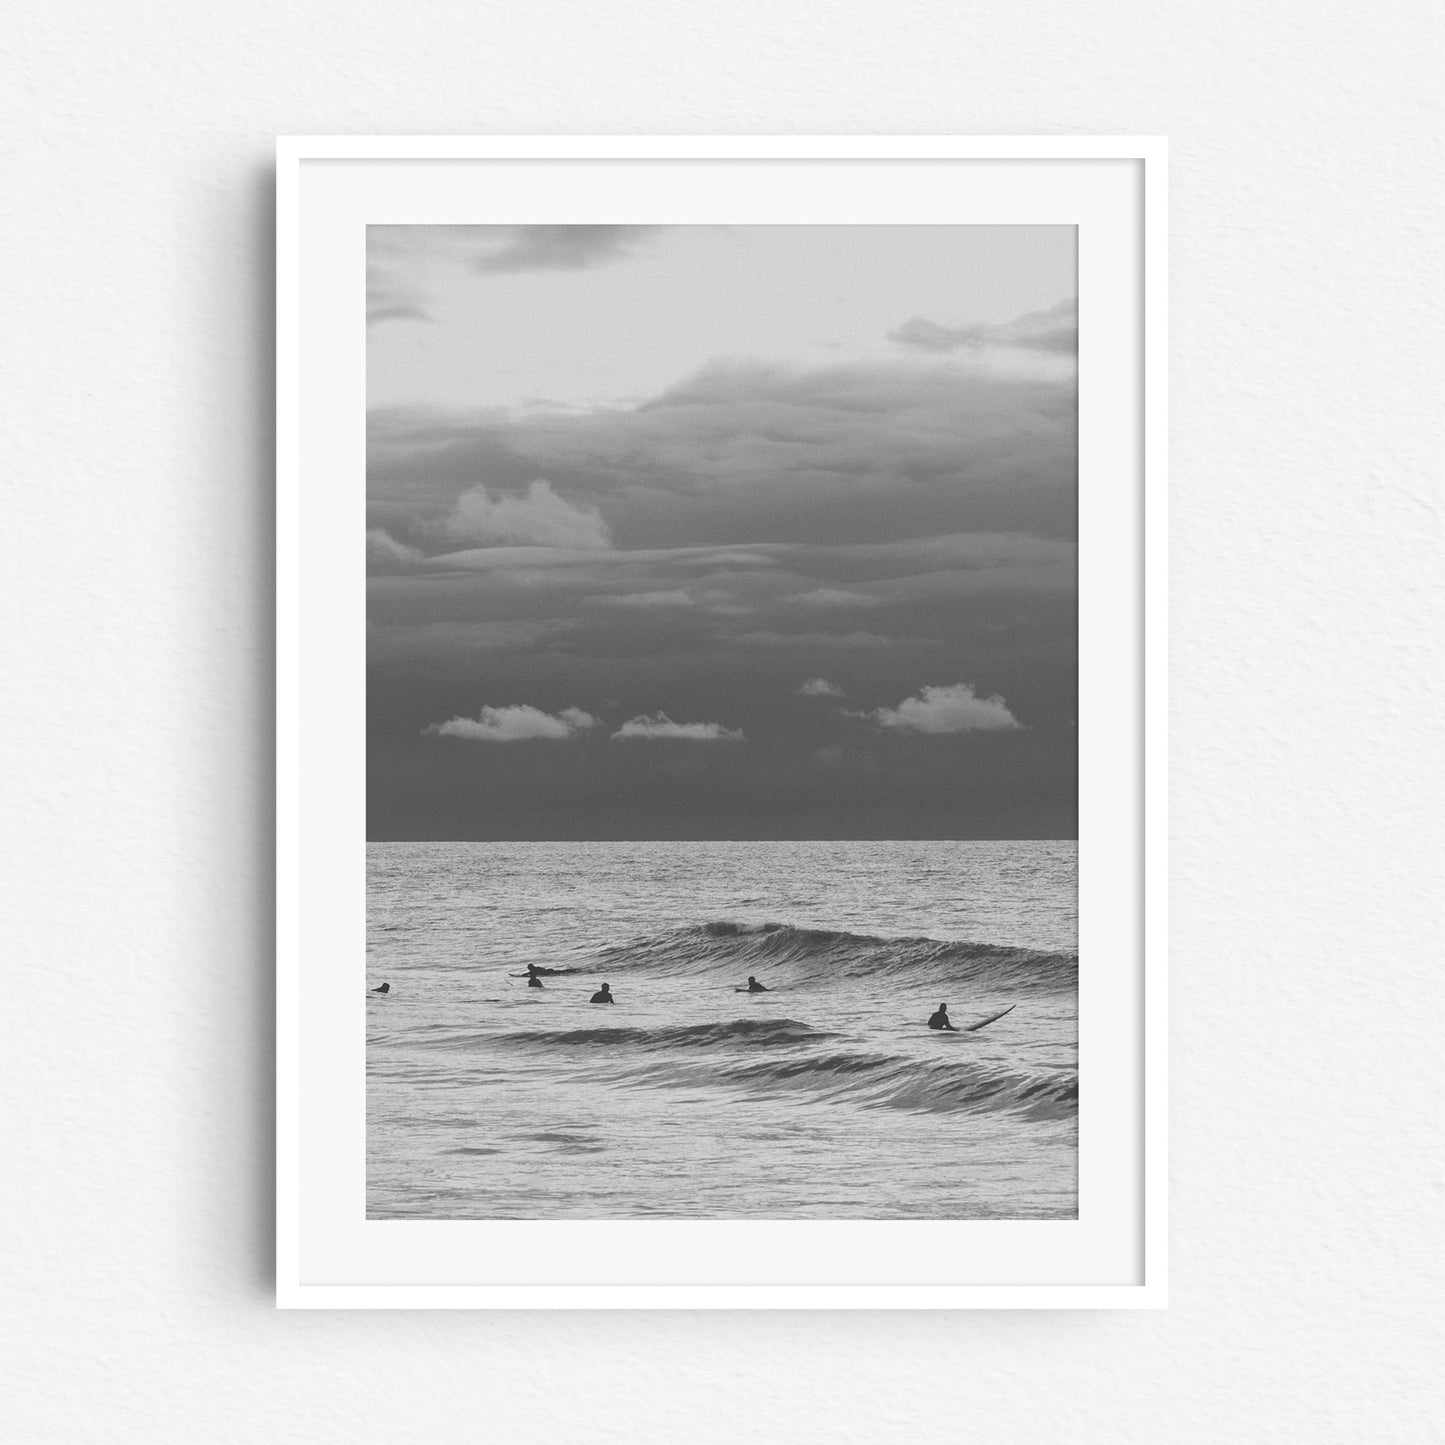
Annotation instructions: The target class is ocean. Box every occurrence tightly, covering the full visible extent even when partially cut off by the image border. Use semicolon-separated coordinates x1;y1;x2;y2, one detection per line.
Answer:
367;839;1077;1219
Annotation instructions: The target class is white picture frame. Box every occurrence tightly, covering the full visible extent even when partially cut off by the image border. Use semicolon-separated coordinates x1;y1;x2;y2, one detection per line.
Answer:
277;135;1167;1308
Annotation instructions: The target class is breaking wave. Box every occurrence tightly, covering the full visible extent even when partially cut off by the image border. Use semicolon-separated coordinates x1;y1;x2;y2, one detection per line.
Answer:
496;1018;835;1049
415;1014;1075;1119
590;921;1075;993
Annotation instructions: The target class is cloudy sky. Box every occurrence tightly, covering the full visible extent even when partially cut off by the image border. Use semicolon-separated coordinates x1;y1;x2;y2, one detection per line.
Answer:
367;225;1077;840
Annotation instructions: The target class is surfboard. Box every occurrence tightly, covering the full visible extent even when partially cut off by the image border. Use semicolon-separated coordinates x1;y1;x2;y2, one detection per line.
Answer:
964;1003;1016;1032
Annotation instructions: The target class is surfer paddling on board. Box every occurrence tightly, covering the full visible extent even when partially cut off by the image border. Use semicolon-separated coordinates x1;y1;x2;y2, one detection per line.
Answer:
370;982;390;995
927;1002;958;1032
590;983;614;1004
524;963;545;989
738;975;770;993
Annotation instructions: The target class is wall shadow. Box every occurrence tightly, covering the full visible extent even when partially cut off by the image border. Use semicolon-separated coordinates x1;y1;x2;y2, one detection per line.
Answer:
243;160;277;1295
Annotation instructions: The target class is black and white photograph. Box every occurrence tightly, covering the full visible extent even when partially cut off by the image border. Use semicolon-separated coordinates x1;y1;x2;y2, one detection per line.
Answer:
365;222;1081;1220
13;0;1440;1424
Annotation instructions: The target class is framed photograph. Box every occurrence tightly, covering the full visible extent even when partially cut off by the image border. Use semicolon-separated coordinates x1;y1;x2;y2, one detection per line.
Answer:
277;136;1166;1307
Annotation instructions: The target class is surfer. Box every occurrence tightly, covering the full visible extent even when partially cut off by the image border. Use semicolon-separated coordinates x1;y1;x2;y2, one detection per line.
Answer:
590;983;614;1004
927;1002;957;1032
525;963;545;989
740;975;770;993
370;982;389;994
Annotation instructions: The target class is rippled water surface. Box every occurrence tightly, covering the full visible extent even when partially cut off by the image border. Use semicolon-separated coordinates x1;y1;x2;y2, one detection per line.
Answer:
367;840;1077;1219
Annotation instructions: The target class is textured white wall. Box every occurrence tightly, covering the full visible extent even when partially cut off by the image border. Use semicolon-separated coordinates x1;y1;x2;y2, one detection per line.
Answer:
2;1;1441;1439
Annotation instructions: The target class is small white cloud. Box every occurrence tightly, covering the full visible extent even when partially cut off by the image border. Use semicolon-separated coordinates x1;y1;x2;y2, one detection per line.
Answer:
425;704;599;742
610;714;744;742
367;527;424;571
872;683;1020;734
799;677;843;697
444;480;611;550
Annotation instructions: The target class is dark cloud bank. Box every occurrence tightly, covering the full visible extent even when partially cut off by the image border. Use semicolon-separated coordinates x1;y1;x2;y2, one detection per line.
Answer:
368;337;1077;840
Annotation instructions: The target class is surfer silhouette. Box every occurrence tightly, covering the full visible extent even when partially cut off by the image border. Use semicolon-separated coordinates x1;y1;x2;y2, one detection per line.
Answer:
590;983;614;1004
740;975;770;993
927;1002;957;1032
525;963;545;989
370;982;389;994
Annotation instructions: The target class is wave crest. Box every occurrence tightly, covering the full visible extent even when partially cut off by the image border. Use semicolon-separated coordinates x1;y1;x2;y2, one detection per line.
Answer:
627;1051;1077;1120
498;1018;832;1050
415;1011;1075;1119
596;921;1075;992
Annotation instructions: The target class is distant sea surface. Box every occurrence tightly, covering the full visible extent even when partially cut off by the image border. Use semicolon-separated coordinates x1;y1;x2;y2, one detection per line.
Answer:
367;839;1077;1219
